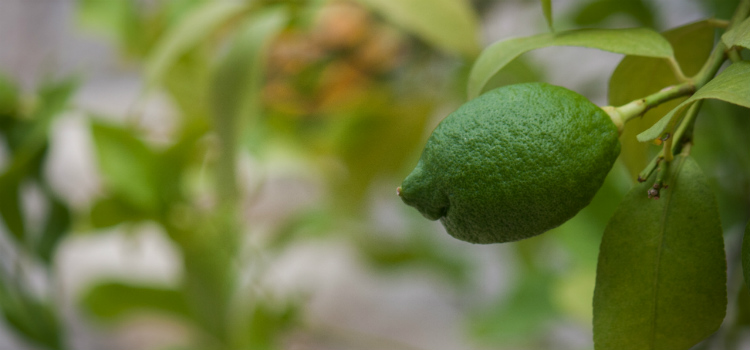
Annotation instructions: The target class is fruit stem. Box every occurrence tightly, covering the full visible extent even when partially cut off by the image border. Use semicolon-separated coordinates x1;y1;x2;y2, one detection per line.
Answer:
601;106;623;134
610;83;696;125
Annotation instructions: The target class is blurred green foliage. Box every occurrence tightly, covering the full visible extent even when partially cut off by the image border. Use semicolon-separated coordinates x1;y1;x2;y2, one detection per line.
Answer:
0;1;748;350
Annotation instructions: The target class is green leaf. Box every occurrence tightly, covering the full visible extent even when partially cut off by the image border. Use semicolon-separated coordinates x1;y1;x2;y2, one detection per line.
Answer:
0;78;77;244
722;17;750;50
239;300;299;350
89;195;150;229
470;271;557;345
145;1;250;85
0;282;63;350
638;61;750;142
608;20;714;179
81;281;191;321
468;27;674;99
593;155;726;350
572;0;656;28
35;196;71;264
0;175;24;241
744;221;750;292
210;8;287;127
0;72;19;117
76;0;133;40
541;0;553;32
90;121;160;213
353;0;480;57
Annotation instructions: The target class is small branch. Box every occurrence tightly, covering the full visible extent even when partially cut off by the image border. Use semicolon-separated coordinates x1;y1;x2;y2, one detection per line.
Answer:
667;57;690;82
693;0;750;87
604;83;695;125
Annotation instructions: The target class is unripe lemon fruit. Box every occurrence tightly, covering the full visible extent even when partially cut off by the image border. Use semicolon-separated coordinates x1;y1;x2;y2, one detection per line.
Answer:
398;83;620;244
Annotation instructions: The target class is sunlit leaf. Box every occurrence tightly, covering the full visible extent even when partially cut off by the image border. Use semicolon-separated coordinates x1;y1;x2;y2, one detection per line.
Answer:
353;0;480;57
209;8;287;203
594;155;726;350
608;20;714;179
76;0;131;38
145;1;250;85
541;0;553;31
722;17;750;50
468;27;674;99
163;52;212;120
90;121;160;213
638;61;750;142
81;282;191;321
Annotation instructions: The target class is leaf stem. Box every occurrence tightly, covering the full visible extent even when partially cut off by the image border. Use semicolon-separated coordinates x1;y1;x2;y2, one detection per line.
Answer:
637;101;702;182
667;57;690;82
692;0;750;88
727;48;743;63
611;0;750;133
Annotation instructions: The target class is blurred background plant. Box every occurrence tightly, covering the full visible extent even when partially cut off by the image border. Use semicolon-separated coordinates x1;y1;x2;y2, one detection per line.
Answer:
0;0;747;350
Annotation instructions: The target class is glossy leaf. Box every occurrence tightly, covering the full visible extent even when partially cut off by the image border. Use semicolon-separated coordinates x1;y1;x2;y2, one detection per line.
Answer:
82;282;191;321
608;20;714;179
722;17;750;50
145;1;249;85
594;155;726;350
638;61;750;142
90;121;160;213
541;0;553;31
353;0;480;57
468;27;674;99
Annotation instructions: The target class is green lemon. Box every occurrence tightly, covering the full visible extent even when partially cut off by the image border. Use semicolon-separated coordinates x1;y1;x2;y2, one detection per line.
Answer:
398;82;620;244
